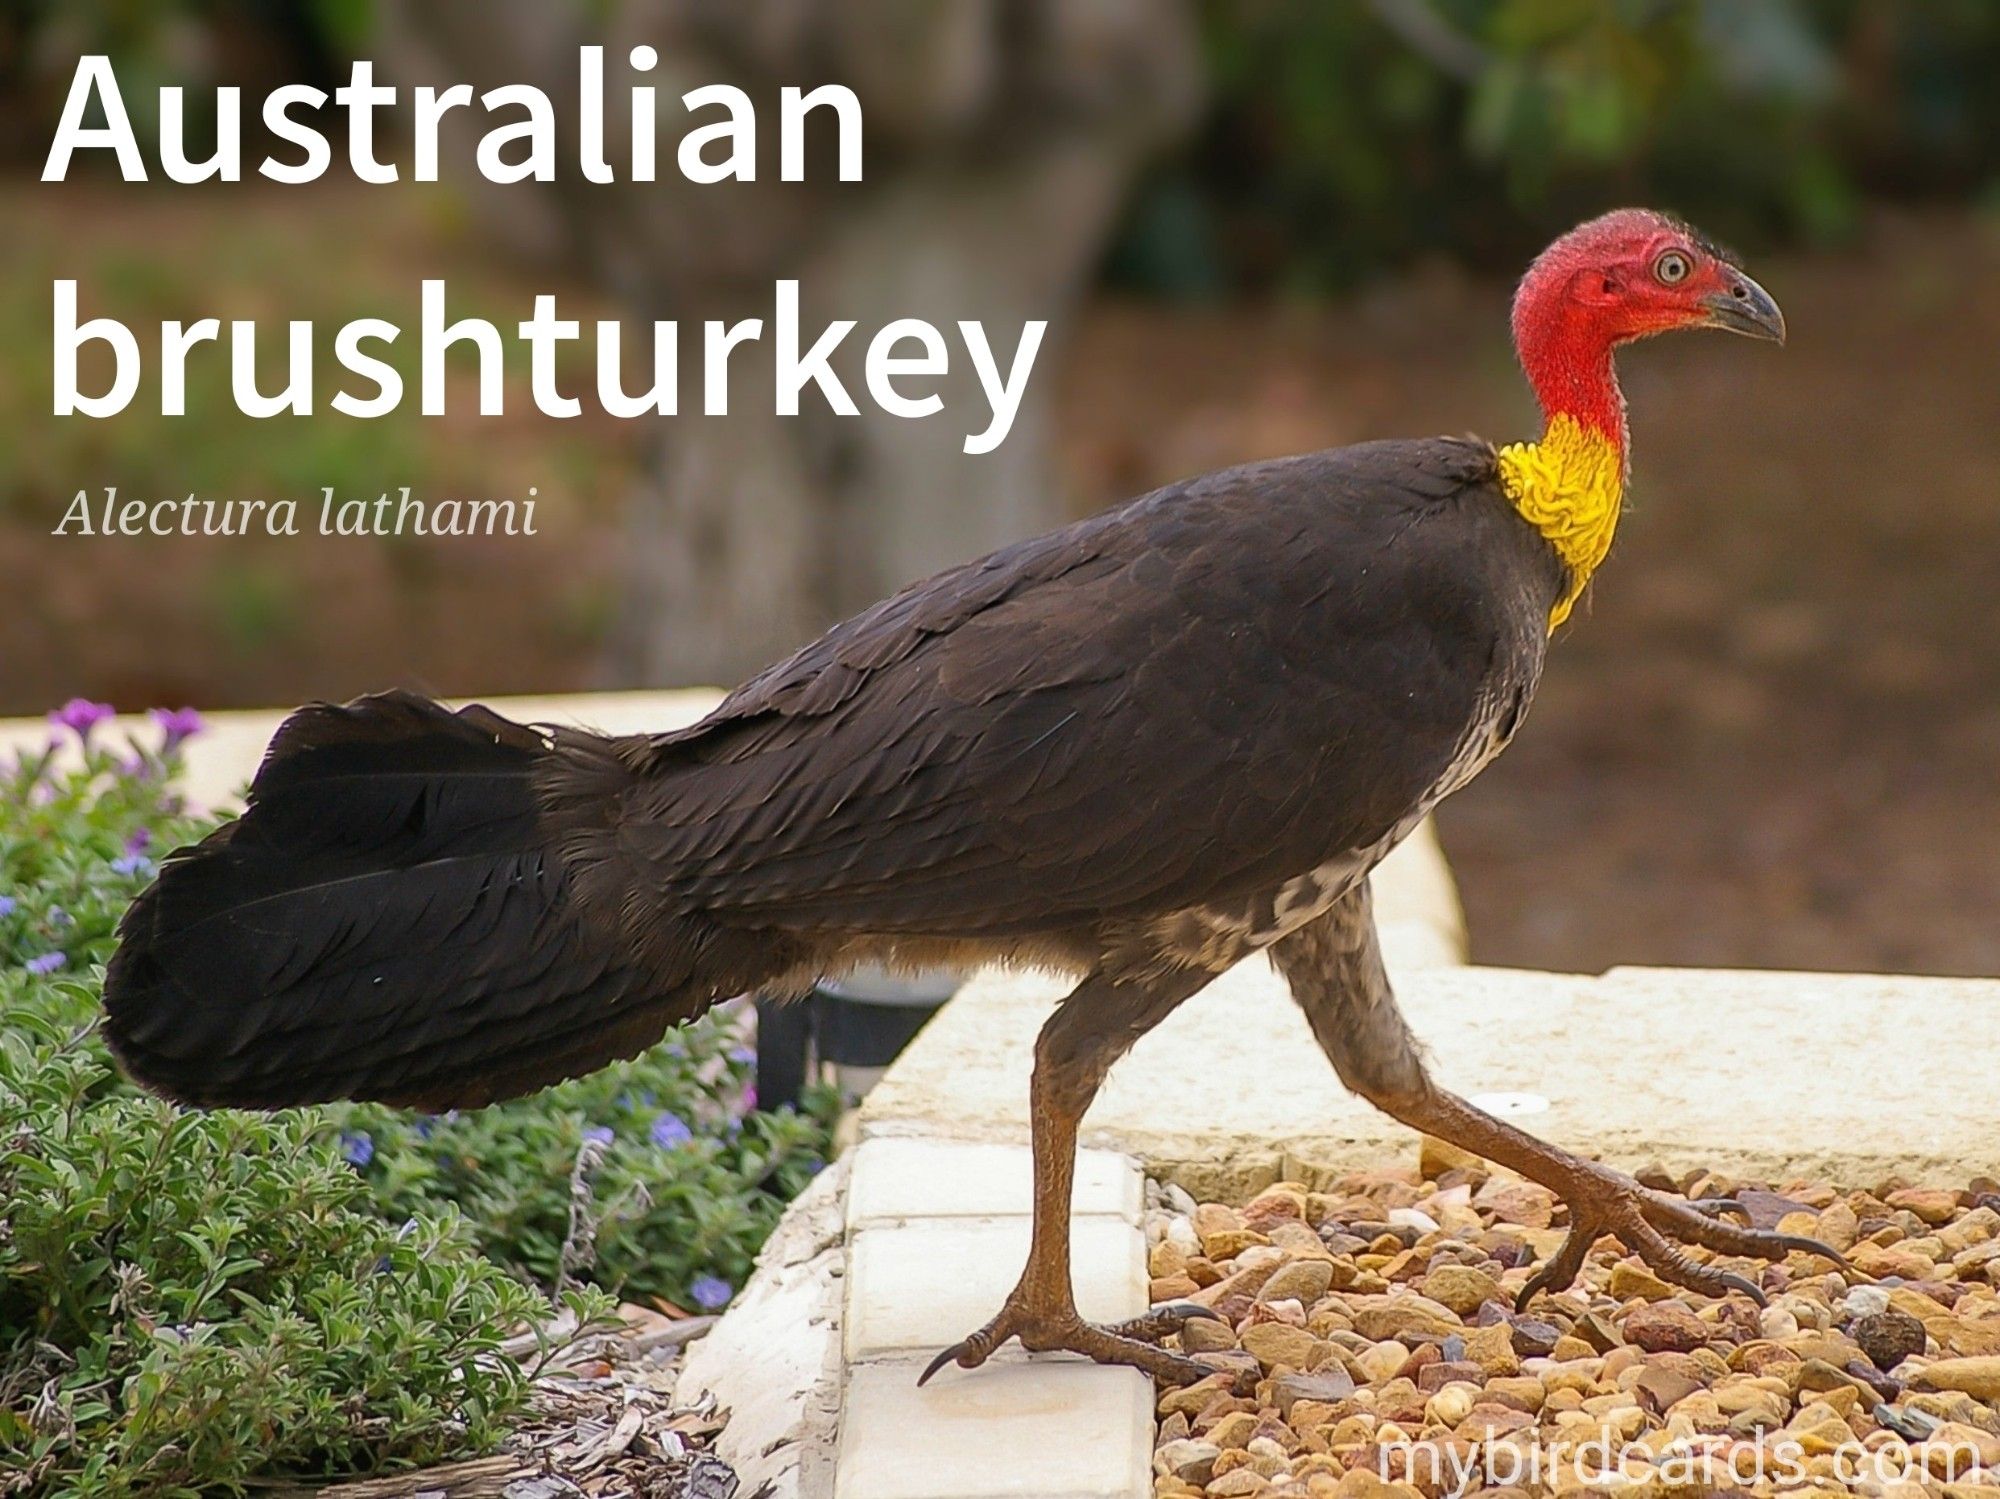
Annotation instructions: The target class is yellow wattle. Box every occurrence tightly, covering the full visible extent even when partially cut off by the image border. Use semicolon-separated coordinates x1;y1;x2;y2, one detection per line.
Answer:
1494;412;1625;630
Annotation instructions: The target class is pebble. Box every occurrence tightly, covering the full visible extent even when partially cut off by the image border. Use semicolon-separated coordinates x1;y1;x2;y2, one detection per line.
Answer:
1182;1318;1240;1355
1607;1261;1678;1302
1157;1439;1221;1485
1349;1293;1461;1343
1842;1284;1892;1320
1425;1382;1477;1427
1259;1259;1334;1307
1758;1304;1801;1339
1239;1322;1322;1373
1203;1229;1271;1260
1207;1411;1259;1450
1632;1364;1703;1414
1875;1401;1941;1441
1854;1308;1929;1371
1912;1355;2000;1401
1418;1263;1501;1317
1623;1299;1709;1353
1150;1165;2000;1499
1204;1469;1266;1496
1888;1187;1962;1225
1354;1341;1409;1383
1415;1359;1483;1392
1506;1317;1560;1358
1272;1368;1354;1416
1386;1206;1439;1235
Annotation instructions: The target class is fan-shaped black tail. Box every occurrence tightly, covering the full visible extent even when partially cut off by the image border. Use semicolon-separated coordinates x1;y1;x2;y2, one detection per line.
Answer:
102;692;710;1111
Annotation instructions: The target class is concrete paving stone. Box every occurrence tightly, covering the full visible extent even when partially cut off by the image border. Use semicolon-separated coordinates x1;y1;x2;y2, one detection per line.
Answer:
862;955;2000;1199
845;1216;1144;1362
846;1138;1141;1231
835;1359;1152;1499
679;1161;849;1499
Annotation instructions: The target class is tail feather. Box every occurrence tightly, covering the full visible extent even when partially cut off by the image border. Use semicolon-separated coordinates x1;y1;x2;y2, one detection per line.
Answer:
102;692;738;1111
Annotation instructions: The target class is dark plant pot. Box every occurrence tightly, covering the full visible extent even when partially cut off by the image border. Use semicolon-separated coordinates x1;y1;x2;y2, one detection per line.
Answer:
755;965;961;1110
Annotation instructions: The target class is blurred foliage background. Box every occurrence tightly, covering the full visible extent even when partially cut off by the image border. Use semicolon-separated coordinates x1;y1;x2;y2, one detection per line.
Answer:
1116;0;1999;291
8;2;1998;273
3;0;1997;978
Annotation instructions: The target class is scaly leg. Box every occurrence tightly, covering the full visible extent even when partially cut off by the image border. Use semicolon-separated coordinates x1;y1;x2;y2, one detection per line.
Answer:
1270;884;1848;1308
919;964;1228;1387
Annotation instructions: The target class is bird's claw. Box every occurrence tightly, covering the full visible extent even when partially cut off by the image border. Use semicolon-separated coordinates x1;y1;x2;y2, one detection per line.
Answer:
1103;1299;1222;1342
1515;1168;1851;1313
919;1296;1233;1389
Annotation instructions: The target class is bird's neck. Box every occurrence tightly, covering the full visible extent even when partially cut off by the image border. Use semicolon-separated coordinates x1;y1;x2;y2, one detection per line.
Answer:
1500;318;1629;630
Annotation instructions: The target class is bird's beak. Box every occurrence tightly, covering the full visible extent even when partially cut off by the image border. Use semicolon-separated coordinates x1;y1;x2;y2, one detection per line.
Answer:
1699;272;1786;344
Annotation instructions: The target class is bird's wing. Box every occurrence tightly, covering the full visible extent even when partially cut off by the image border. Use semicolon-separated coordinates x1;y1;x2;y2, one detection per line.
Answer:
617;438;1558;937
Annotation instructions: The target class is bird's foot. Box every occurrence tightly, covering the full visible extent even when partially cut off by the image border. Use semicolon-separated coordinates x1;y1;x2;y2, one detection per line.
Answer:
1517;1162;1853;1310
918;1296;1233;1389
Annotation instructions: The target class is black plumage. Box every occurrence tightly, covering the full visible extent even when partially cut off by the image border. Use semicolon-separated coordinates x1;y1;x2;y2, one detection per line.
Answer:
104;437;1558;1112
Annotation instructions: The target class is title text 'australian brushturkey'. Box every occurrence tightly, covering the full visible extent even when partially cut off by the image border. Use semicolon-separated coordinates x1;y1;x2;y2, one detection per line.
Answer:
104;209;1844;1387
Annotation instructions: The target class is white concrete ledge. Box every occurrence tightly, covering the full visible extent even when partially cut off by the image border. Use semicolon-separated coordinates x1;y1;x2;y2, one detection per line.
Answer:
847;1138;1142;1230
0;690;728;812
834;1138;1157;1498
861;955;2000;1198
679;1158;850;1499
845;1215;1143;1361
836;1361;1152;1499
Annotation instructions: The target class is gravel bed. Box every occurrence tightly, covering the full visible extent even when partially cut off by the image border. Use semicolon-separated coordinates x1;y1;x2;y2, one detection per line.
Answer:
1145;1147;2000;1498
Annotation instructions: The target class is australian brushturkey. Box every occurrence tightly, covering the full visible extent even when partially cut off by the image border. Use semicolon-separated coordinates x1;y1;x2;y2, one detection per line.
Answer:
105;209;1839;1386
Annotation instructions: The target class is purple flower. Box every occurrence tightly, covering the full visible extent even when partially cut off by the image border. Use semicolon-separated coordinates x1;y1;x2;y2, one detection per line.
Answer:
339;1130;374;1168
582;1124;615;1148
49;699;116;748
728;1045;757;1066
689;1275;733;1311
149;706;204;754
741;1085;758;1114
649;1112;692;1149
24;952;64;975
0;896;15;919
46;906;71;928
111;854;154;878
125;829;152;854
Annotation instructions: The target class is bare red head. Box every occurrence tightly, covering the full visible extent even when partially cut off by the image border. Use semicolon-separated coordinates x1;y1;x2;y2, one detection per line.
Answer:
1512;208;1784;456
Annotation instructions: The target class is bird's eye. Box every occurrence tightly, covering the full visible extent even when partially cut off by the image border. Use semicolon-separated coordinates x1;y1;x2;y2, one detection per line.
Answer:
1653;249;1692;285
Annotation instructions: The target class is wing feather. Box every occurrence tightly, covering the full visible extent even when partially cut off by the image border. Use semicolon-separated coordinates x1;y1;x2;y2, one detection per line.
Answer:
623;438;1561;937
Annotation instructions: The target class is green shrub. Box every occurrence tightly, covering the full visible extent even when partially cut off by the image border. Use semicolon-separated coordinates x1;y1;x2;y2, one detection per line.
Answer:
1;705;840;1492
1110;2;2000;295
330;1013;838;1315
1;712;548;1497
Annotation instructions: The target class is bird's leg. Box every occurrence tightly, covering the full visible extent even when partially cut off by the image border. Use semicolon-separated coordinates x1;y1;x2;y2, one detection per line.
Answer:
920;964;1228;1388
1270;885;1849;1309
